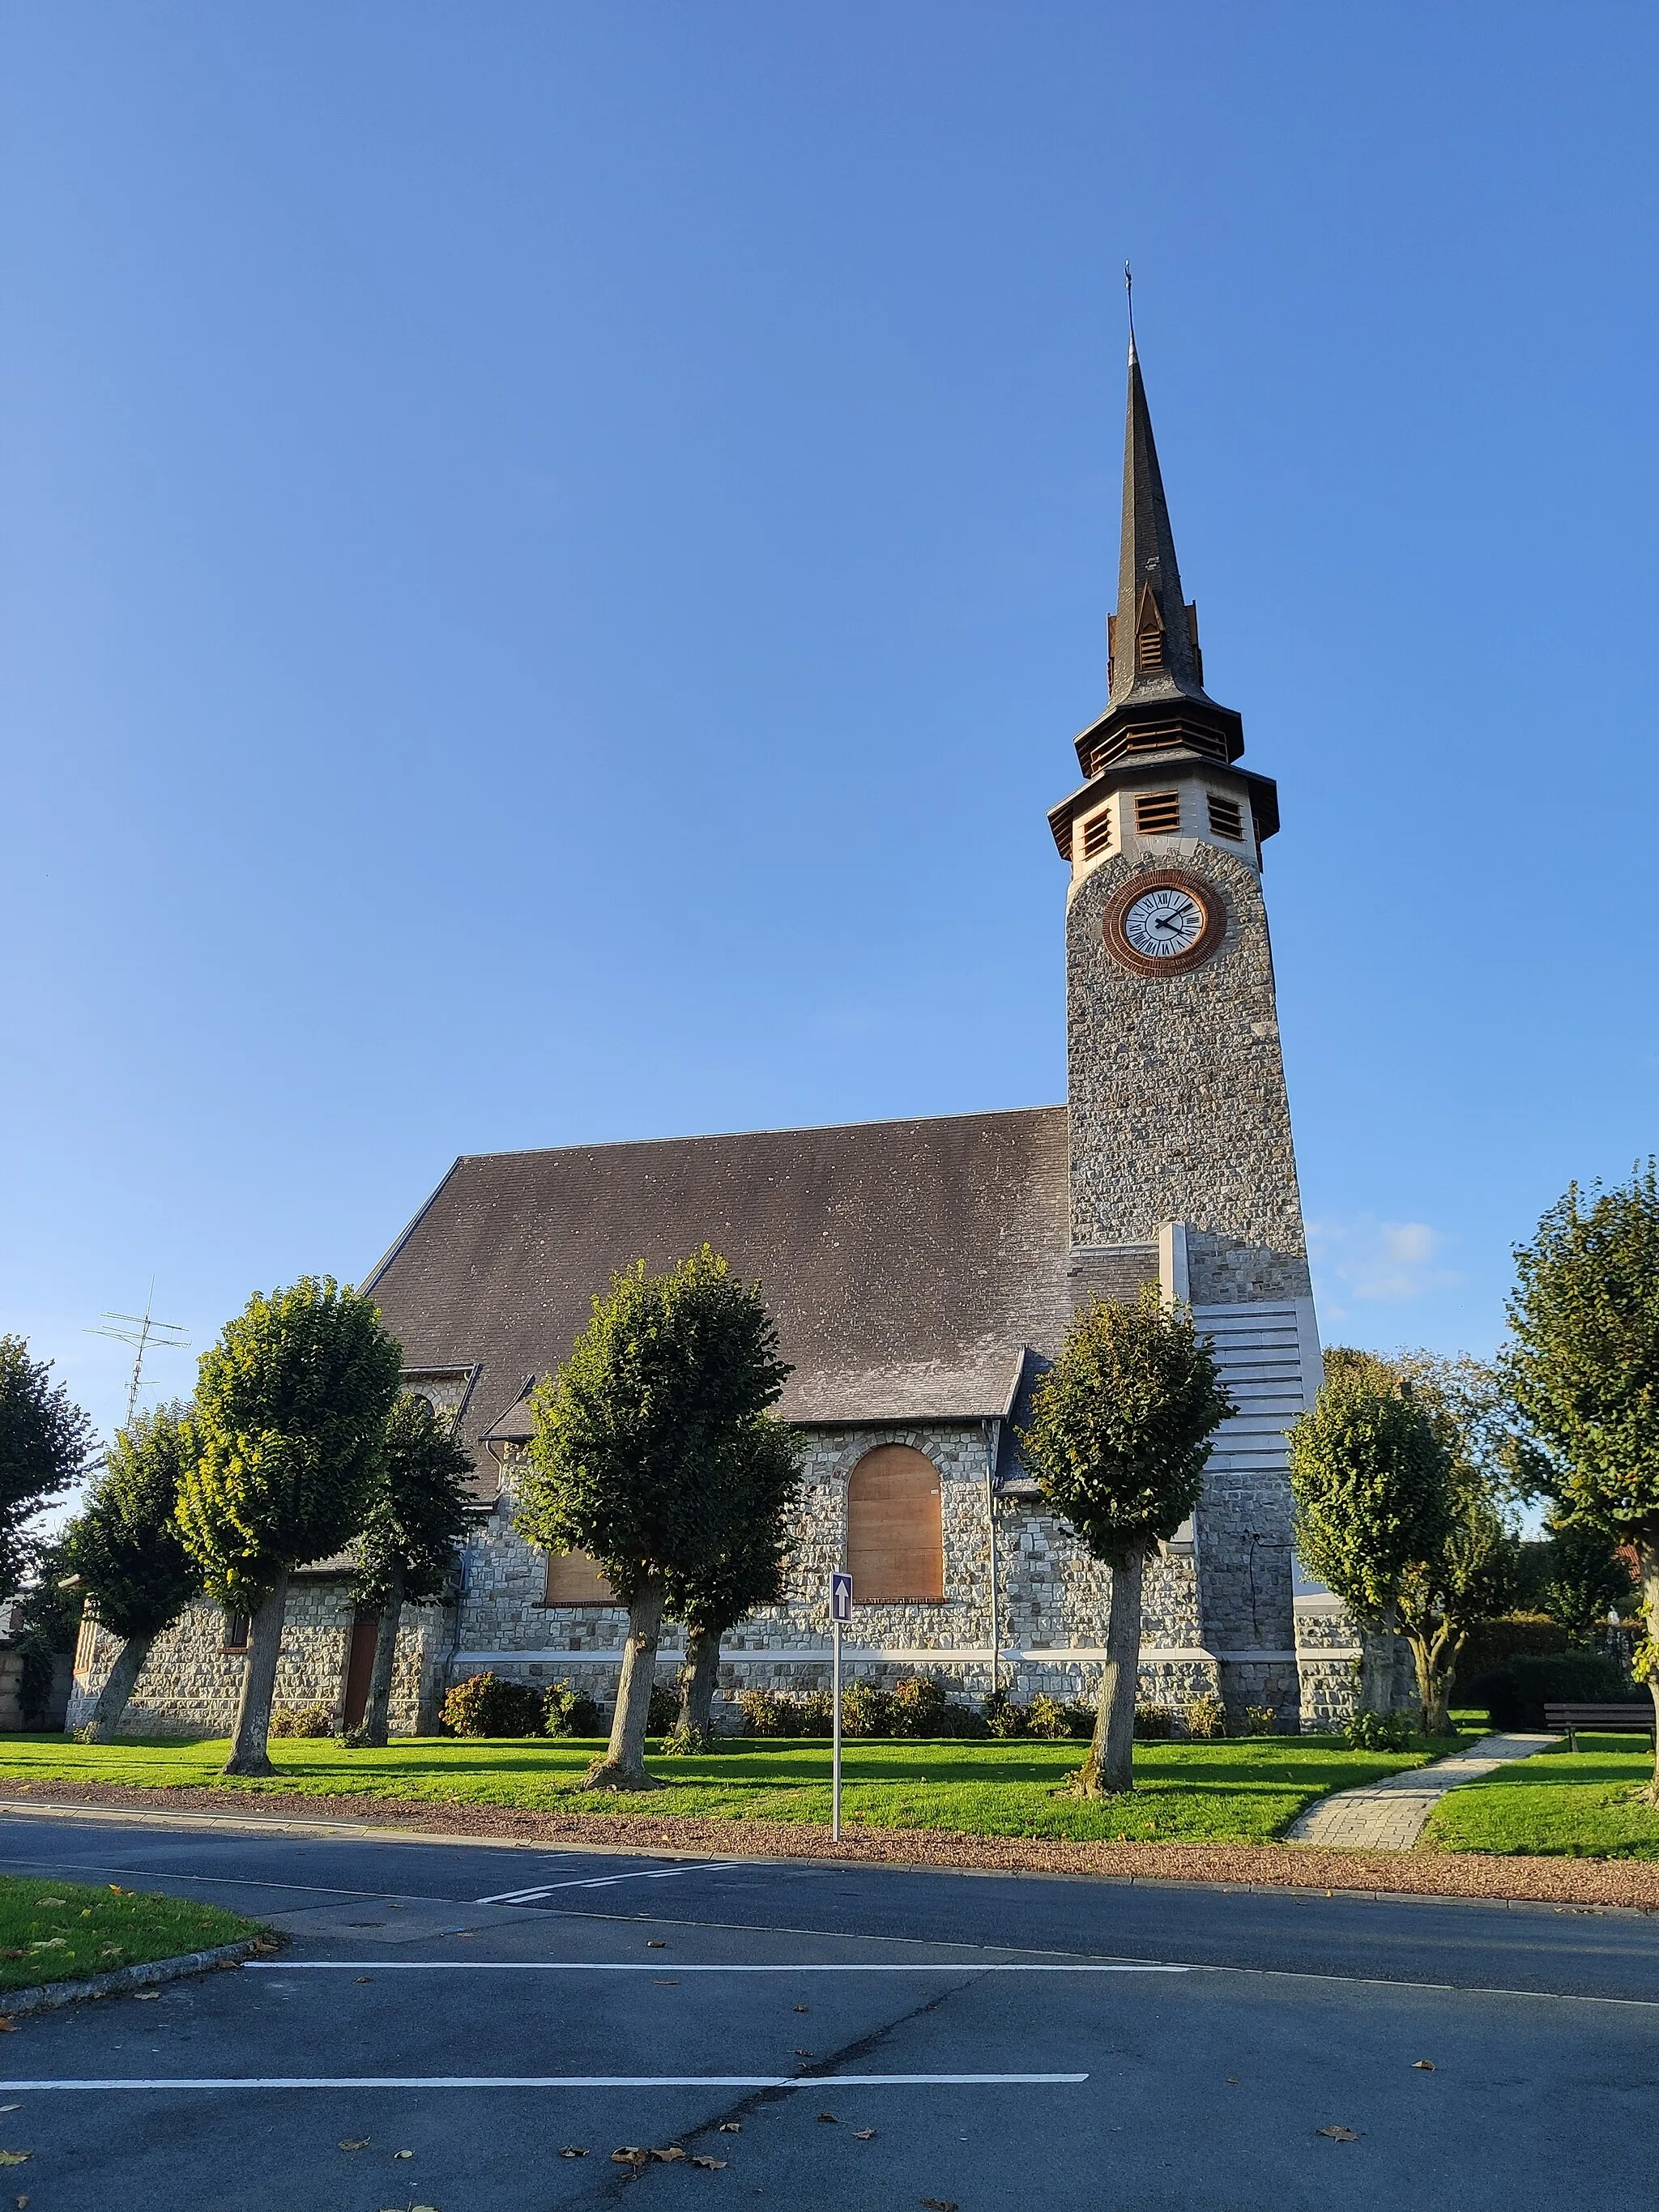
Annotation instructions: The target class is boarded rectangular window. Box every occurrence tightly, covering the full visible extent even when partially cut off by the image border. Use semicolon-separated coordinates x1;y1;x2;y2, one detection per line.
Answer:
1134;791;1182;837
1081;808;1113;859
1206;793;1244;842
543;1550;614;1606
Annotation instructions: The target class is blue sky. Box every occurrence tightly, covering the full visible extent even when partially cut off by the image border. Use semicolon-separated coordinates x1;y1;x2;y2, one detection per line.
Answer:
3;2;1656;1449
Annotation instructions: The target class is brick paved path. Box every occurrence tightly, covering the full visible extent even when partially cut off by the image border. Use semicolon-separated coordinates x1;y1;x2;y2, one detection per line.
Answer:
1286;1731;1555;1851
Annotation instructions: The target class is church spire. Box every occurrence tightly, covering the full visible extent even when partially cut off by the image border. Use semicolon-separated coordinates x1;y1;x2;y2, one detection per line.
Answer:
1067;335;1244;782
1109;337;1209;710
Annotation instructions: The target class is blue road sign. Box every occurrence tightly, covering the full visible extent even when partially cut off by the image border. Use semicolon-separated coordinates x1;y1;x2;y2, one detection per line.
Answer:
830;1571;853;1623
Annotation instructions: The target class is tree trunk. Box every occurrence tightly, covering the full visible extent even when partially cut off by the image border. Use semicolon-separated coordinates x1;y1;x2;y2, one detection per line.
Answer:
1640;1538;1659;1797
81;1630;153;1745
582;1578;665;1790
223;1573;289;1776
360;1562;404;1749
1078;1543;1145;1796
677;1625;721;1739
1358;1602;1398;1715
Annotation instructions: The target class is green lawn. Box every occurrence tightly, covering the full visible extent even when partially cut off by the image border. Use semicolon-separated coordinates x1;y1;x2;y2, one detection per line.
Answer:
0;1732;1454;1846
1424;1734;1659;1860
0;1874;262;1993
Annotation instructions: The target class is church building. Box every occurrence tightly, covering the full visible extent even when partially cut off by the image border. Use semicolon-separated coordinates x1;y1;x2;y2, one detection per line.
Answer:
71;343;1354;1739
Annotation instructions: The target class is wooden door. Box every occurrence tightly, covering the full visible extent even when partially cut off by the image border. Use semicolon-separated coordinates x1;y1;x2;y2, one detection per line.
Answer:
343;1612;379;1729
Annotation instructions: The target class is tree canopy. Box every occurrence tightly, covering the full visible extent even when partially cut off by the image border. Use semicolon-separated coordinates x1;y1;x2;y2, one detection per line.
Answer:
1506;1165;1659;1541
177;1277;404;1609
518;1249;791;1786
0;1336;95;1596
1018;1285;1234;1794
69;1404;202;1643
519;1250;790;1603
65;1404;203;1741
352;1391;475;1613
662;1415;802;1739
177;1277;403;1775
348;1390;476;1747
1019;1285;1233;1561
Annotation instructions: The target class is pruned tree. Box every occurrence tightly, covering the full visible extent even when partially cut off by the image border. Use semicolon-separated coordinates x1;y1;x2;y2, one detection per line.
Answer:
177;1278;403;1777
1017;1285;1234;1796
1388;1352;1521;1733
348;1391;475;1746
65;1403;203;1741
0;1336;96;1598
663;1418;802;1742
1505;1163;1659;1776
518;1250;790;1789
1288;1349;1454;1717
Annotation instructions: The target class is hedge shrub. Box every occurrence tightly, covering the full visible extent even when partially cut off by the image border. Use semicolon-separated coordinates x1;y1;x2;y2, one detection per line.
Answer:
1466;1649;1626;1730
440;1673;548;1738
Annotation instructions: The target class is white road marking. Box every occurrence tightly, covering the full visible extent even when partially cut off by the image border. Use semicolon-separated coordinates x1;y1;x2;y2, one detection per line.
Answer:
0;2072;1088;2091
476;1865;736;1904
252;1960;1189;1974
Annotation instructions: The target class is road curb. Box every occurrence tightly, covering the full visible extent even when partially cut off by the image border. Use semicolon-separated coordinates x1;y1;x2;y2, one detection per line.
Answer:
1;1785;1657;1915
0;1938;264;2018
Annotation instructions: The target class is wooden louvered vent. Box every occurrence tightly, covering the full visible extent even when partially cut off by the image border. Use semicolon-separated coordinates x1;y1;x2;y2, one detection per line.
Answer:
1081;808;1114;859
1134;790;1182;837
1206;794;1244;842
847;1446;944;1603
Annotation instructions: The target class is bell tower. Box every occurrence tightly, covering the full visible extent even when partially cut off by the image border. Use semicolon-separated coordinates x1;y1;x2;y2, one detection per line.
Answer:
1049;335;1322;1727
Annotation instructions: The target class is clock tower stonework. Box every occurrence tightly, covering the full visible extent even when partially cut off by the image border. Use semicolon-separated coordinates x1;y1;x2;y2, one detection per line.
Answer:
1048;339;1325;1728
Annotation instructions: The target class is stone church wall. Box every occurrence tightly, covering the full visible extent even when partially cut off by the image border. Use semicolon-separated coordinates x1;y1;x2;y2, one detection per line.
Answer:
67;1585;450;1739
446;1430;1221;1720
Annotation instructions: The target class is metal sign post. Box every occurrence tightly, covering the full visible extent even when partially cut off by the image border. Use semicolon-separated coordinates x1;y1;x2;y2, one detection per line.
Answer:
830;1571;852;1842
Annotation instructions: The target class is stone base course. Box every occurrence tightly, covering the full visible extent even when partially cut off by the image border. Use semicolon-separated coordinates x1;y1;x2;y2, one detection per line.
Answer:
4;1780;1658;1910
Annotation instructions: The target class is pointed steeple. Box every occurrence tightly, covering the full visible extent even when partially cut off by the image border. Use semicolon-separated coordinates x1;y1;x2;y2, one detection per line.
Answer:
1071;339;1243;780
1110;338;1209;710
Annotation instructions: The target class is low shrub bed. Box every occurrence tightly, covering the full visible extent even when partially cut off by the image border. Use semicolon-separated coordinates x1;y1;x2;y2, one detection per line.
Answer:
0;1874;263;1993
440;1673;602;1739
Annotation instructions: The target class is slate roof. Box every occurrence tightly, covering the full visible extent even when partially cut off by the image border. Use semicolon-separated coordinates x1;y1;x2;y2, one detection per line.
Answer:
361;1106;1155;1493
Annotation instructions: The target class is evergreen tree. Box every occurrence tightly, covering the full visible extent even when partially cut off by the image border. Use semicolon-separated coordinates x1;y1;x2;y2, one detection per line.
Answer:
178;1278;403;1775
1017;1286;1233;1795
518;1250;790;1788
348;1391;475;1745
66;1404;203;1741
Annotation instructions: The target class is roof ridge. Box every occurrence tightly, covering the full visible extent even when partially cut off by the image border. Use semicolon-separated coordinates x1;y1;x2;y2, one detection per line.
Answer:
454;1102;1066;1166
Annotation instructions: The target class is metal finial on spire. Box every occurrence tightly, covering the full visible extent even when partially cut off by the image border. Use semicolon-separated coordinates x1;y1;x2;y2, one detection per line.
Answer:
1124;262;1136;356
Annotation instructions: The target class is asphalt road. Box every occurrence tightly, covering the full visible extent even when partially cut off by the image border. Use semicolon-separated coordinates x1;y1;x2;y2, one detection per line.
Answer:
0;1804;1653;2210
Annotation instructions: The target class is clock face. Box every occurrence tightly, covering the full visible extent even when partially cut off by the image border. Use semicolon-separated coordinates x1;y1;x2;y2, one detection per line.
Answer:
1123;884;1205;960
1102;869;1224;975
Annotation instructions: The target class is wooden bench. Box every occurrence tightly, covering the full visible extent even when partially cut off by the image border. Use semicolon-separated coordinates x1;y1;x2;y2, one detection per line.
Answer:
1544;1702;1657;1754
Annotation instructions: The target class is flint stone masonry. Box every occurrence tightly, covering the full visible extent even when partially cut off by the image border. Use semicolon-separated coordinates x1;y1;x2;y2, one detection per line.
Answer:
67;1584;450;1738
448;1428;1223;1720
1065;842;1311;1302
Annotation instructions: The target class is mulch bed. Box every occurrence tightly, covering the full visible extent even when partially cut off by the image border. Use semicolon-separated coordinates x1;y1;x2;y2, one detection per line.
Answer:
4;1776;1657;1910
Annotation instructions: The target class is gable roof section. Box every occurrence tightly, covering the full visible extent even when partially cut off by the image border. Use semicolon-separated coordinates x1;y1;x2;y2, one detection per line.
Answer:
362;1106;1079;1465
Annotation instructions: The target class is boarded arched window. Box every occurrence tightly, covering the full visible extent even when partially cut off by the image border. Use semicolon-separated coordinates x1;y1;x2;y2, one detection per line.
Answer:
543;1550;614;1606
847;1446;944;1604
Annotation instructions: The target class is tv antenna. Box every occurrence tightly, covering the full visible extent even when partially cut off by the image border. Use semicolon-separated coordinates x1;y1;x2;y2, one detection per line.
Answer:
87;1281;190;1429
